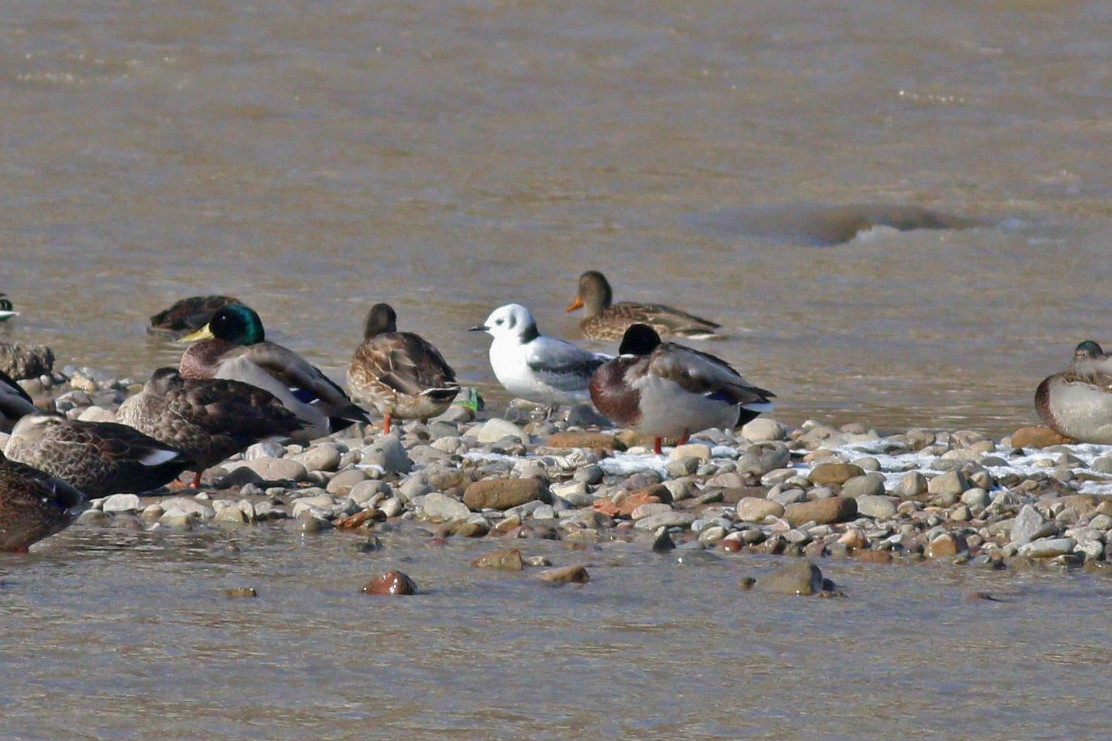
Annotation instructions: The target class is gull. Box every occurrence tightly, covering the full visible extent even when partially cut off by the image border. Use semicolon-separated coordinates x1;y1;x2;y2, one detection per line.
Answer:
470;303;609;410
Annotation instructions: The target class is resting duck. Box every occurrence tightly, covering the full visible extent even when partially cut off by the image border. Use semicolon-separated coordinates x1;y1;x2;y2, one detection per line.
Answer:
179;303;371;438
148;295;241;338
1;370;39;432
1035;340;1112;444
470;303;609;409
566;271;722;341
4;414;192;499
590;324;774;454
0;450;85;552
118;368;306;487
347;303;459;434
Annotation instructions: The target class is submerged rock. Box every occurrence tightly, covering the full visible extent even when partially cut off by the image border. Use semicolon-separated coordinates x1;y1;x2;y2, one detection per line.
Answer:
362;570;417;595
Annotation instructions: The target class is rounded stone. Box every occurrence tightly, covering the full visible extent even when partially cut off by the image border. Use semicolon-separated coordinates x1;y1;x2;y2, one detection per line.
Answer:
841;473;887;499
808;463;865;486
362;570;417;595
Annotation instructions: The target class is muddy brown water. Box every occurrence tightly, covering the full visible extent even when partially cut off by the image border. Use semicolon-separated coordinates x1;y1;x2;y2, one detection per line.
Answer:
2;1;1111;737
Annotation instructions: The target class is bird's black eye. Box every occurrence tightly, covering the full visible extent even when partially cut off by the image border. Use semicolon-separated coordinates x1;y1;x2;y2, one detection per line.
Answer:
495;319;504;325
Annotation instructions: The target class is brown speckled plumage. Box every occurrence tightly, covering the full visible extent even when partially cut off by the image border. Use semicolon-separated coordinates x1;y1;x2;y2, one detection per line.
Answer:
4;415;192;498
147;295;241;338
347;304;459;433
567;271;722;341
118;368;304;476
0;451;85;552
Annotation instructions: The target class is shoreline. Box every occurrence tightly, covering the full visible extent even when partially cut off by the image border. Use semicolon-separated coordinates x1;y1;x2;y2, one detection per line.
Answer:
12;363;1110;578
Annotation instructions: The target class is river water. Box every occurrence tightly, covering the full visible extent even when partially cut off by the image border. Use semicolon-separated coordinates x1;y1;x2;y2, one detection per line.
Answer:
2;1;1111;737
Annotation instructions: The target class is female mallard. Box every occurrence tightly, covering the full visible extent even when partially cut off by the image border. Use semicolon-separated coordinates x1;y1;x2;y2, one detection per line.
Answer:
589;324;774;454
118;368;306;487
0;450;85;552
1;370;38;432
147;295;241;338
179;303;371;438
0;293;17;322
4;414;192;499
347;303;459;434
566;271;722;341
1035;340;1112;444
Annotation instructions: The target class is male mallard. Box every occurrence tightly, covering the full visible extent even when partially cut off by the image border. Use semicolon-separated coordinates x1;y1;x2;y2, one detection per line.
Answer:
590;324;774;454
0;450;85;552
4;414;192;499
1035;340;1112;444
566;271;722;341
148;295;241;338
179;303;371;438
347;303;459;434
1;370;38;432
0;293;17;322
470;303;609;409
118;367;306;487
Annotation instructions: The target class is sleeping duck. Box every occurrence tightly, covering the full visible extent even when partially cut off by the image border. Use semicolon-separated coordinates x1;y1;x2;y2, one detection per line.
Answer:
590;324;773;454
118;367;306;487
0;450;85;552
1035;340;1112;444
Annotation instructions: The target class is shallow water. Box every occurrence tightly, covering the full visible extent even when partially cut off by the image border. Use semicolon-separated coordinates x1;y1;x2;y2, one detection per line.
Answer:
4;526;1112;740
2;0;1112;736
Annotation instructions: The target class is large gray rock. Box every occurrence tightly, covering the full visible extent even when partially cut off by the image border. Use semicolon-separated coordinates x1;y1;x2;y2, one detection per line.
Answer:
419;492;471;522
841;473;887;499
737;442;791;477
361;436;412;475
472;418;528;444
1010;504;1057;545
855;494;897;520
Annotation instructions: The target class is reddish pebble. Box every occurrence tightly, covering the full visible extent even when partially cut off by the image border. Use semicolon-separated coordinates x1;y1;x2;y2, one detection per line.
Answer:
362;570;417;596
719;539;742;552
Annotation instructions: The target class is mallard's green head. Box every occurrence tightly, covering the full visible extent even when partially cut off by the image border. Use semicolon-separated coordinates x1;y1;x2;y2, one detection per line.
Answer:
181;304;265;345
1074;340;1104;360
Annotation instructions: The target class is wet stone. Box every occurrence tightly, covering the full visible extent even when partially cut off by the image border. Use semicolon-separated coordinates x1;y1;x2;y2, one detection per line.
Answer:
472;548;526;571
539;564;590;584
362;570;417;595
754;560;825;596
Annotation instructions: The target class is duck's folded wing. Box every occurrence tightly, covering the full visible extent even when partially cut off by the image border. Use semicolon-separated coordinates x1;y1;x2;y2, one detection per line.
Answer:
651;345;774;404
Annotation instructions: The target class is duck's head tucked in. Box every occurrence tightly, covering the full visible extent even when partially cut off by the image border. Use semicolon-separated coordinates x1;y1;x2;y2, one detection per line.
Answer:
470;304;541;344
618;323;663;356
181;303;266;346
591;323;774;454
363;303;399;339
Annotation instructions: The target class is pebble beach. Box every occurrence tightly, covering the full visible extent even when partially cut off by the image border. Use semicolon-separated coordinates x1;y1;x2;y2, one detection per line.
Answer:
10;358;1112;591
